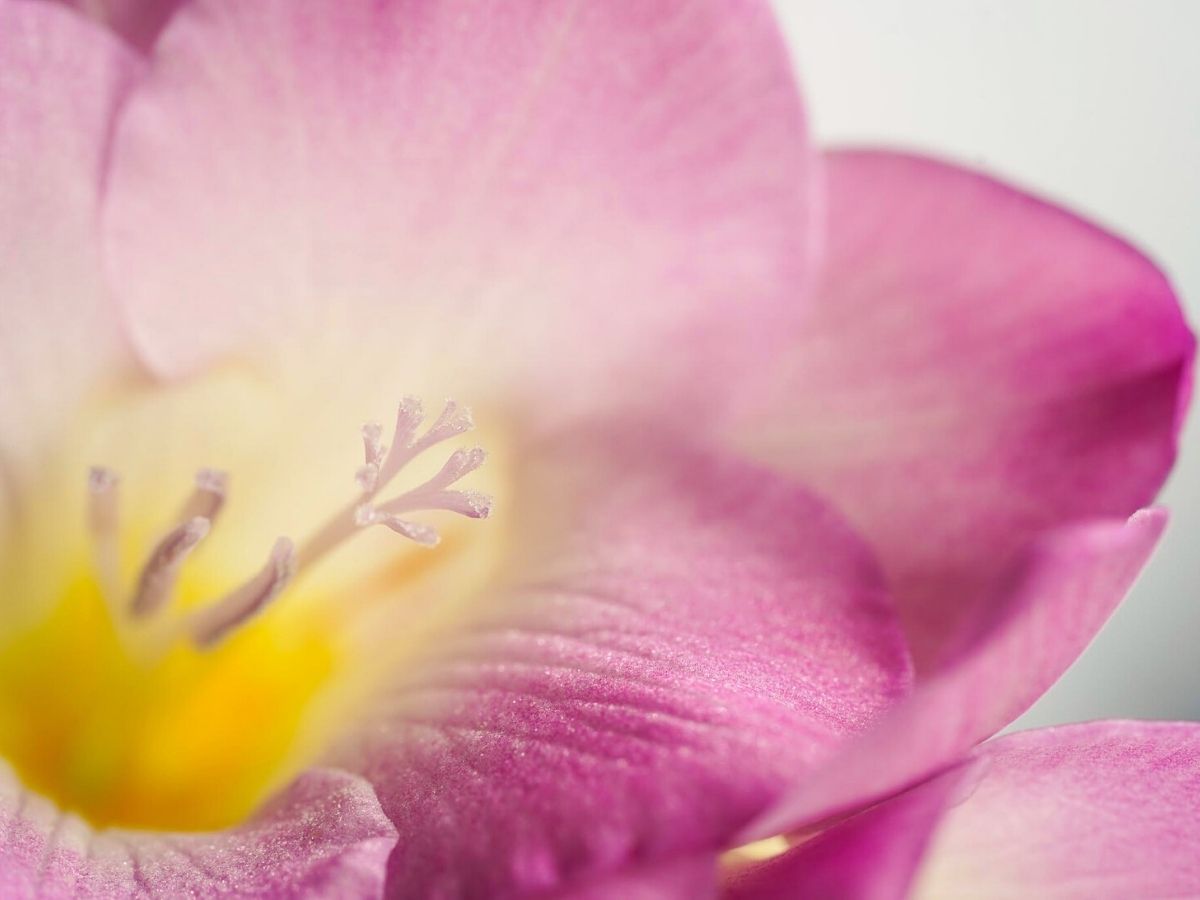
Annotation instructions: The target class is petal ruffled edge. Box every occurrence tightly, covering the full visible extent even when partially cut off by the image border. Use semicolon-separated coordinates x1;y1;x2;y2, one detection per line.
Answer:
741;508;1166;840
729;148;1194;667
0;761;396;898
725;720;1200;900
915;720;1200;898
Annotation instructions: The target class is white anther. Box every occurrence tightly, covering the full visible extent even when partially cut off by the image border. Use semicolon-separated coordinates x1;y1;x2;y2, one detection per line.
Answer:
88;466;119;495
87;467;120;533
181;468;229;522
195;468;229;494
87;466;124;612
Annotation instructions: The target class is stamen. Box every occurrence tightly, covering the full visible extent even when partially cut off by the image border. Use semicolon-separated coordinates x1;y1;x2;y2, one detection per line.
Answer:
86;397;492;652
88;465;119;497
189;537;295;648
125;469;226;621
87;467;123;608
129;516;210;618
179;468;228;522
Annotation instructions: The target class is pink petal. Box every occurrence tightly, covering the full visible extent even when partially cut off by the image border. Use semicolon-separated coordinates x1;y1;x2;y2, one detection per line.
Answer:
724;763;976;900
551;857;717;900
730;721;1200;900
911;721;1200;898
743;509;1165;840
102;0;815;425
0;2;141;490
731;149;1194;666
51;0;182;51
332;427;911;897
0;761;396;898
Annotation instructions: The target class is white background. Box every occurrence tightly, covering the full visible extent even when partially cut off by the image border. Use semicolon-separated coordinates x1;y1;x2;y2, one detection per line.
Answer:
774;1;1200;727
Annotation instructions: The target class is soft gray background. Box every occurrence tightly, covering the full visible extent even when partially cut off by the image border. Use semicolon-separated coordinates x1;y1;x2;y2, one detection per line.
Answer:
774;0;1200;726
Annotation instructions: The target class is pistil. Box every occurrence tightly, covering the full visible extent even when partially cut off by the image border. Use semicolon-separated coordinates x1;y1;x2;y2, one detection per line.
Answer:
297;398;488;568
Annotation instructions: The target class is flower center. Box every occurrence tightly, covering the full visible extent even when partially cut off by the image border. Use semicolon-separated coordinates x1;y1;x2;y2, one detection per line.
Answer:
0;398;492;831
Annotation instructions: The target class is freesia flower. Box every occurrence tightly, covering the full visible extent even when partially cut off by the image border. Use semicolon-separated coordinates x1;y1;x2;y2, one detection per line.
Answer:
0;0;1194;897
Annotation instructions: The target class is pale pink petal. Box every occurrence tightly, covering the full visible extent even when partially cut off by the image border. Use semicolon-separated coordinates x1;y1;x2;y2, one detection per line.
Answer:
913;721;1200;898
743;509;1165;840
0;761;396;898
0;2;142;484
103;0;815;427
724;763;976;900
731;150;1194;665
51;0;183;50
332;428;911;897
